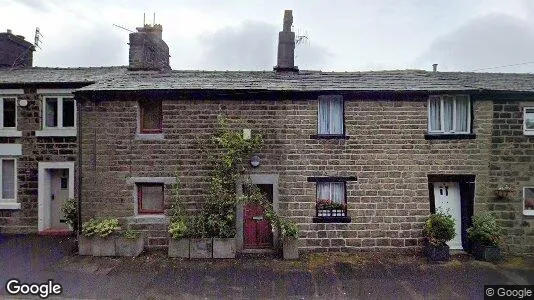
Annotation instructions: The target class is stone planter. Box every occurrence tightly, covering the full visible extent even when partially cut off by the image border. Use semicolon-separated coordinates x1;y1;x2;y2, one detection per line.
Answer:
471;243;502;262
168;238;190;258
190;238;213;259
212;238;236;259
116;235;144;257
91;237;116;257
282;237;299;260
423;241;450;262
78;236;92;255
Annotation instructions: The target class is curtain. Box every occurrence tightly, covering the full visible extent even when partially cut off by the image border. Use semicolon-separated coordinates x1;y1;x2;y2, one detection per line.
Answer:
2;160;15;199
443;96;454;132
330;98;343;134
317;183;330;201
331;182;344;204
455;95;469;132
429;96;441;131
318;98;329;134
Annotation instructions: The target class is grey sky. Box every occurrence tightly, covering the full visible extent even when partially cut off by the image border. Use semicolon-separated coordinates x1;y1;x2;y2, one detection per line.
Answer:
2;0;534;72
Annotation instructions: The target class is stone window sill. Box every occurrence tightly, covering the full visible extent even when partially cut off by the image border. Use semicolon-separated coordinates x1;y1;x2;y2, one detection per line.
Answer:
424;133;476;140
35;129;76;137
125;215;169;225
310;134;350;140
0;130;22;137
135;133;165;141
0;202;21;210
312;216;351;223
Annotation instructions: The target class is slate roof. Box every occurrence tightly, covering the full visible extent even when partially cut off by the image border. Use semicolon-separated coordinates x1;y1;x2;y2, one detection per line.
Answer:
1;67;534;93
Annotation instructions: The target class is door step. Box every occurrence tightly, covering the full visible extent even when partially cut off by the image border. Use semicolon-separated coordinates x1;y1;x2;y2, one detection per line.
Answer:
238;249;278;259
38;229;73;236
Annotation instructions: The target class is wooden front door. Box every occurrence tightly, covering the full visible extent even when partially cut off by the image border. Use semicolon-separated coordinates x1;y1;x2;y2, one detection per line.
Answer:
243;184;273;249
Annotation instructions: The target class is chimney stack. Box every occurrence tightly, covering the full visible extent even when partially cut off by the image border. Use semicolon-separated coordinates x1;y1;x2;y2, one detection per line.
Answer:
432;63;438;72
274;10;298;72
0;29;34;68
128;24;170;71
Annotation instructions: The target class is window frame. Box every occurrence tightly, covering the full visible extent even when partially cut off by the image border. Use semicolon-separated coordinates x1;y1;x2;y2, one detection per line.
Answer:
427;94;471;134
136;183;165;215
138;100;163;134
523;107;534;136
42;96;76;130
0;158;17;204
0;97;18;130
316;95;345;137
523;187;534;216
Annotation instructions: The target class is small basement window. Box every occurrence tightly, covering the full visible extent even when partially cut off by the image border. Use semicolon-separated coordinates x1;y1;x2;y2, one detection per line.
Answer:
44;97;76;129
523;107;534;135
139;100;162;134
137;183;164;214
1;97;17;129
523;187;534;216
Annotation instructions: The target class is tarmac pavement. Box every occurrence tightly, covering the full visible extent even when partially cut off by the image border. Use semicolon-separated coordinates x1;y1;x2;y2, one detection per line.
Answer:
1;234;533;299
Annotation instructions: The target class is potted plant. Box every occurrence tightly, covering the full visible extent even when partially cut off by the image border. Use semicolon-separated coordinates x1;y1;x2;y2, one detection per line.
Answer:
115;229;144;257
467;212;503;262
280;219;299;260
61;198;78;233
495;184;514;199
168;218;190;258
422;212;456;262
79;218;121;256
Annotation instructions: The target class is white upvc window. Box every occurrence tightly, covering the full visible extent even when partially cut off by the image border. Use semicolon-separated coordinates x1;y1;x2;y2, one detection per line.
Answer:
43;96;76;129
0;158;19;209
523;107;534;135
523;187;534;216
428;95;471;134
318;95;344;135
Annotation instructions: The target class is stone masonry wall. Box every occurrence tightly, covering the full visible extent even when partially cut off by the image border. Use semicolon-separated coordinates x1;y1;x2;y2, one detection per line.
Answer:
489;99;534;255
0;88;77;233
80;96;494;250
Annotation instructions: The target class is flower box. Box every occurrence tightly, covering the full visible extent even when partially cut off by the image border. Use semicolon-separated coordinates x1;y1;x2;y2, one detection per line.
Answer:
212;238;236;259
78;235;145;257
423;240;450;262
168;238;190;258
189;238;213;259
115;235;144;257
91;237;116;257
471;243;501;262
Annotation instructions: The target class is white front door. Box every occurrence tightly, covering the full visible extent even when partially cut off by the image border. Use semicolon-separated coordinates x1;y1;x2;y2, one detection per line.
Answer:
433;182;462;250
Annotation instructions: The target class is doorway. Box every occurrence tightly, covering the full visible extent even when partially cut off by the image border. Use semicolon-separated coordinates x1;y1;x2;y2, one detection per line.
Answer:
243;184;273;249
428;175;475;250
38;162;75;232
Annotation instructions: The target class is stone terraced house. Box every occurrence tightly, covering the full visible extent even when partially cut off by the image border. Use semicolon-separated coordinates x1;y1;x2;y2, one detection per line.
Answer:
0;11;533;255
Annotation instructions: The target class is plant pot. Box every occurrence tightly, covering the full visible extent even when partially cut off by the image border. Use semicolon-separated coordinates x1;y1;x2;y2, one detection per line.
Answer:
495;189;514;199
189;238;213;259
471;243;502;262
78;236;92;255
116;235;144;257
92;237;116;256
423;242;450;262
282;237;299;260
168;238;190;258
212;238;236;259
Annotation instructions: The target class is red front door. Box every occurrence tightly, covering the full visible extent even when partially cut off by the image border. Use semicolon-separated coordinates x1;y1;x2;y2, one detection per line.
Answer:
243;184;273;249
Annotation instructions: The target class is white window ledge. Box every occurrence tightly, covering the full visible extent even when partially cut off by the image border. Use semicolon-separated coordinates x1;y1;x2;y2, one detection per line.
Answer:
35;128;76;137
524;131;534;136
0;130;22;137
524;210;534;216
124;215;169;224
135;133;165;141
0;202;21;210
0;144;22;156
126;177;176;185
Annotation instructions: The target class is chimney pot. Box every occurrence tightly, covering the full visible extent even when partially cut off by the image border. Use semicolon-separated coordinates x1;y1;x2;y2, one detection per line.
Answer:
6;29;11;34
432;63;438;72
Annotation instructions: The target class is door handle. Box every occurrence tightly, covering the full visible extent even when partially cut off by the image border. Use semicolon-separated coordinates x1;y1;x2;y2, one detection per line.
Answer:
51;194;55;201
252;216;263;221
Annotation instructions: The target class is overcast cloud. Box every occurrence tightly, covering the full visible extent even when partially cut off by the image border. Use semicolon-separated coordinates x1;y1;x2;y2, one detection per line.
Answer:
2;0;534;72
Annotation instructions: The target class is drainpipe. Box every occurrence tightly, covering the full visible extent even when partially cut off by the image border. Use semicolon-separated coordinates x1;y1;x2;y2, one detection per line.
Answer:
75;91;85;236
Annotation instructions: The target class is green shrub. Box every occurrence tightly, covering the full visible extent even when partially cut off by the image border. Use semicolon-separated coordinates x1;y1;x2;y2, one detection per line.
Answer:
169;219;187;240
423;212;456;246
280;219;298;239
123;229;140;240
61;198;78;232
184;215;207;238
467;212;502;247
81;218;121;238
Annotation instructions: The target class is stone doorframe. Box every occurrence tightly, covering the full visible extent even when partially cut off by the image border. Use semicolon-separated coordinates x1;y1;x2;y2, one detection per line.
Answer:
236;174;280;251
37;161;75;232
